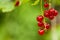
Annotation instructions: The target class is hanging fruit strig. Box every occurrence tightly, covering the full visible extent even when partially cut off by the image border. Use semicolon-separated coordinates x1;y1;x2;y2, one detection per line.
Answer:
36;0;58;36
44;8;58;20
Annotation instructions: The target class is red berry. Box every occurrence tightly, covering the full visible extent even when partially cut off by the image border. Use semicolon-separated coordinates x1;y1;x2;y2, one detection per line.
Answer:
49;8;55;16
15;1;20;6
38;29;44;35
37;15;44;22
54;10;58;16
45;23;50;29
44;10;49;17
44;10;49;13
49;15;54;20
44;3;49;8
49;8;55;11
38;22;44;27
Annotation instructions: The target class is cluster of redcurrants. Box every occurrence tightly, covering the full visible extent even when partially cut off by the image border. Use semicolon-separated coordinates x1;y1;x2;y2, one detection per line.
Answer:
37;0;58;35
44;8;58;20
37;15;50;35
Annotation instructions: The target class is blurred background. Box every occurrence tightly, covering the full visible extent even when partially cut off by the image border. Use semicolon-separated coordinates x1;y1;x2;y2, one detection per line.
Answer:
0;0;60;40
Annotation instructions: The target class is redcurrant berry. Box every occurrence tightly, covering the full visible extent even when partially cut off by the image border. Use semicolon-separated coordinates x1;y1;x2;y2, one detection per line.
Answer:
38;22;44;27
49;8;55;16
15;1;20;6
44;10;49;17
45;23;50;29
37;15;44;22
38;29;44;35
49;15;54;20
49;8;55;11
44;3;49;8
54;10;58;16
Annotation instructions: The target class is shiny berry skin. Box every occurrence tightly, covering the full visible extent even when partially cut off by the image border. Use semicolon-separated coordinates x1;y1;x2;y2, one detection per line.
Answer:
38;29;44;35
38;22;44;27
44;10;49;17
54;10;58;16
37;15;44;22
49;15;54;20
15;1;20;6
45;23;50;29
49;8;55;16
44;3;49;8
49;8;55;11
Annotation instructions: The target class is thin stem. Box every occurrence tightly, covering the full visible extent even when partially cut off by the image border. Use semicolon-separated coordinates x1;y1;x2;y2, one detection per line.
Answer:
40;0;45;23
40;0;43;15
40;0;46;31
49;0;51;9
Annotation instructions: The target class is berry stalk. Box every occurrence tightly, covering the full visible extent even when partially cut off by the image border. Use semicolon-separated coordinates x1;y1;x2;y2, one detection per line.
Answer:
40;0;43;15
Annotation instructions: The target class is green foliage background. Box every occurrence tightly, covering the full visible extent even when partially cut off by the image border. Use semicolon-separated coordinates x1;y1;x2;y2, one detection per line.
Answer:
0;0;60;40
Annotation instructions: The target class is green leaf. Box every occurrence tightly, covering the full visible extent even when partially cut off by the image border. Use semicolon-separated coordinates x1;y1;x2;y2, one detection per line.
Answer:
32;0;39;5
0;0;23;12
0;0;14;12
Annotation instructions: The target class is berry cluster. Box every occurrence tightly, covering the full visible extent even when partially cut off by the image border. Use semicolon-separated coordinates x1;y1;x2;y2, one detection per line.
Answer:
37;15;50;35
36;0;58;35
44;8;58;20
